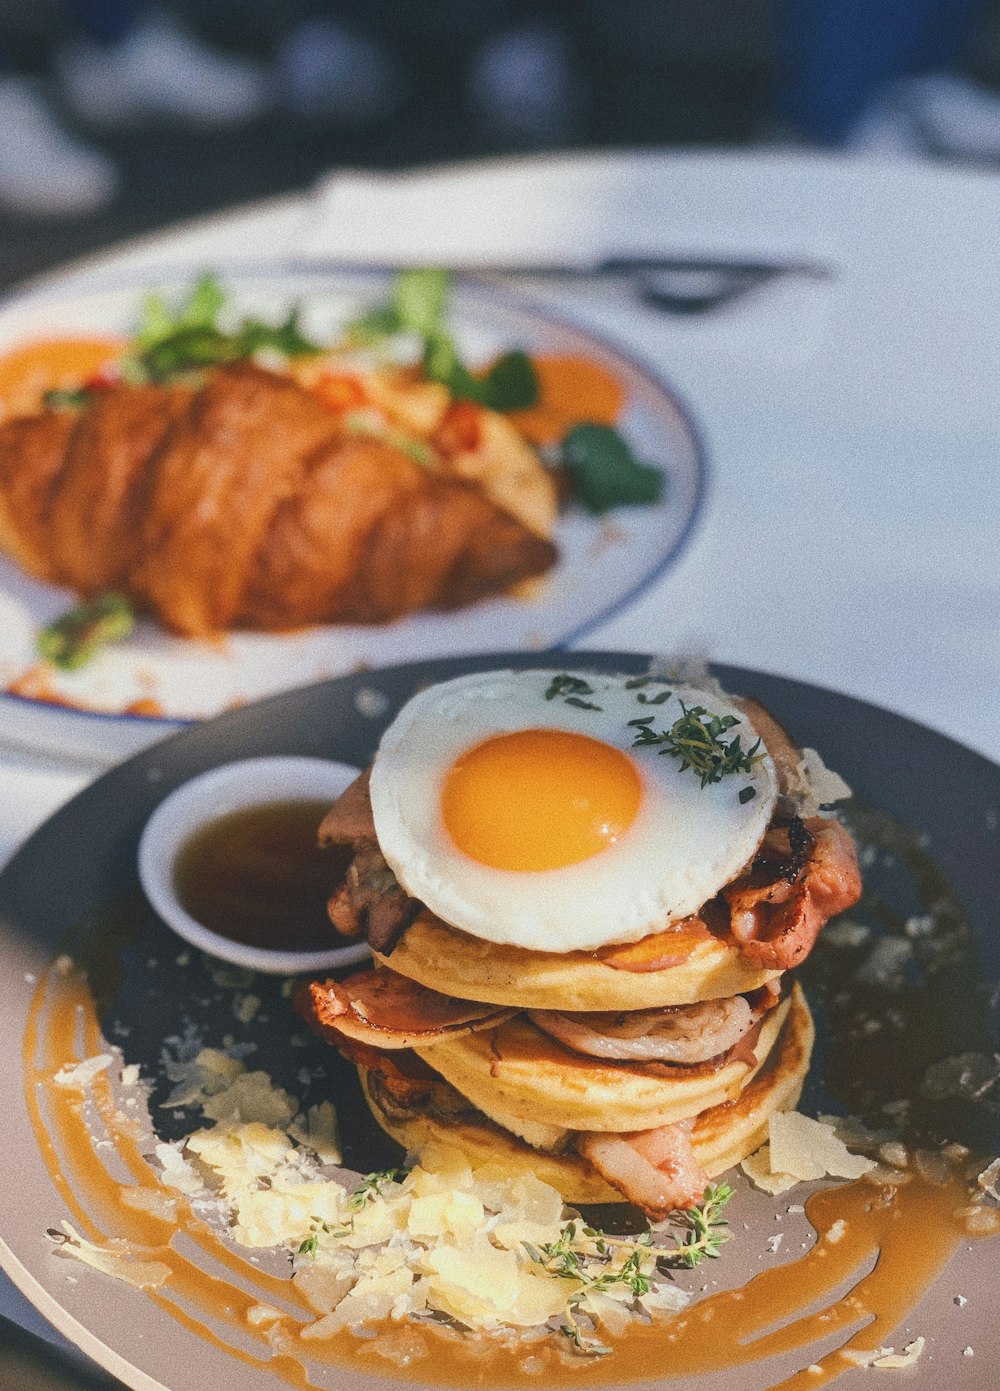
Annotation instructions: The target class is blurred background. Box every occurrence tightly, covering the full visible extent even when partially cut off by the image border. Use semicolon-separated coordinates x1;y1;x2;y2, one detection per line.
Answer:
4;0;1000;287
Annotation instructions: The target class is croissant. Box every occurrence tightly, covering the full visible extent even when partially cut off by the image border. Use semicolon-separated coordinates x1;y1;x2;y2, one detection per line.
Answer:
0;362;557;637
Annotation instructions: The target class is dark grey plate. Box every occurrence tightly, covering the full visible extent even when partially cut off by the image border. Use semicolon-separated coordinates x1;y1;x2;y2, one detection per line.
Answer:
1;652;998;1391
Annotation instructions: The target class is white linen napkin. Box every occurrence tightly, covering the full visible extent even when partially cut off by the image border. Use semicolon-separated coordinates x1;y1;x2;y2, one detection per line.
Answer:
296;150;842;365
298;149;839;269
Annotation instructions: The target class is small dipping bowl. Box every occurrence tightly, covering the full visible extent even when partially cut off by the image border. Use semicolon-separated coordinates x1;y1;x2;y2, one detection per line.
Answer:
138;756;371;974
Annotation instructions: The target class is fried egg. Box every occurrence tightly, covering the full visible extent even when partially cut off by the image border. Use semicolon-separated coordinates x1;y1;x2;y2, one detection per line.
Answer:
368;670;778;953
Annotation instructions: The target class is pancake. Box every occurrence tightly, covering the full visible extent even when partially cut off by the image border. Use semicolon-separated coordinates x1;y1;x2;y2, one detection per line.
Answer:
361;986;814;1206
415;991;794;1133
377;908;782;1012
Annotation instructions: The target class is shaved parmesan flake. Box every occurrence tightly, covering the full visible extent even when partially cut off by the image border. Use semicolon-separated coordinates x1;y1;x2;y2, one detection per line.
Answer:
843;1338;927;1371
153;1141;204;1195
797;749;852;808
977;1157;1000;1201
872;1338;926;1369
740;1145;800;1196
200;1071;297;1128
118;1187;178;1221
232;993;261;1025
842;1347;894;1368
769;1113;876;1182
160;1046;244;1107
820;919;871;949
49;1223;170;1289
53;1053;115;1089
287;1101;341;1165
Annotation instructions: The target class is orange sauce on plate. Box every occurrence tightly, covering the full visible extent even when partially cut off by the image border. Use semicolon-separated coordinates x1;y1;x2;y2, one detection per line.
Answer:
22;931;988;1390
19;807;1000;1388
0;336;124;419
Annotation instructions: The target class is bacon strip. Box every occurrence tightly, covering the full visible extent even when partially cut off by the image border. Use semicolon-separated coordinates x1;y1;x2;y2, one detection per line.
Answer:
297;970;514;1050
319;769;418;953
724;816;861;970
576;1123;707;1217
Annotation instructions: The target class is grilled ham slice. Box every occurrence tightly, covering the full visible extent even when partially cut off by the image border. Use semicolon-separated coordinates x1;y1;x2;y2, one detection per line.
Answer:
575;1124;707;1216
299;970;514;1050
528;992;767;1065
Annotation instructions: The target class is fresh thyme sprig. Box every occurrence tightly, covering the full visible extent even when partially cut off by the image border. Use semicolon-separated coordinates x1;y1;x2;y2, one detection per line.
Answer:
524;1186;734;1356
294;1168;410;1262
524;1220;653;1356
631;700;763;791
672;1183;733;1267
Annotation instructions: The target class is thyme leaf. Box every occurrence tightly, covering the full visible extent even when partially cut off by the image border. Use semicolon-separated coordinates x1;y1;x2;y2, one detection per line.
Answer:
544;673;602;709
672;1183;733;1267
525;1191;732;1358
631;700;763;789
347;1167;408;1211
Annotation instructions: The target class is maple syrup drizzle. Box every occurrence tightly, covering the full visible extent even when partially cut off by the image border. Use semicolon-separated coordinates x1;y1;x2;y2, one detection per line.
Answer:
23;947;980;1390
22;802;1000;1388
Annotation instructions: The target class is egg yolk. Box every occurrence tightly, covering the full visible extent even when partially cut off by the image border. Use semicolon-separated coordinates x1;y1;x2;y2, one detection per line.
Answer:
441;728;642;871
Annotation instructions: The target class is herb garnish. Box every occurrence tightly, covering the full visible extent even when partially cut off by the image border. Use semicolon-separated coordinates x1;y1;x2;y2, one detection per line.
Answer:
631;700;763;790
297;1233;320;1259
544;673;602;710
558;422;664;514
347;1167;408;1211
43;386;93;411
348;268;539;412
673;1183;734;1266
37;592;135;670
637;688;672;705
293;1170;409;1260
525;1185;733;1355
125;274;320;383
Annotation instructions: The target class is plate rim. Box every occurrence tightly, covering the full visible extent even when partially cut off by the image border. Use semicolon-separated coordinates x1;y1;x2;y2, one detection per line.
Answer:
0;259;708;732
2;649;1000;1391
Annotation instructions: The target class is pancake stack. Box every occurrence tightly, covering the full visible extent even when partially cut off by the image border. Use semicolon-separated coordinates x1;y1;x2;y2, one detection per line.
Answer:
299;670;860;1218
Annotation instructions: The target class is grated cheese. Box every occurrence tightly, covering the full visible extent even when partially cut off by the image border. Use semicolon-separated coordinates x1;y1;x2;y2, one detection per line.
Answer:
768;1113;876;1182
171;1116;691;1346
783;750;852;817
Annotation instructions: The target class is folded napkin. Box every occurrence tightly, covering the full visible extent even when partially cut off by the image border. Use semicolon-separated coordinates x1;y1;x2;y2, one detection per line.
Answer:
298;150;843;366
297;149;844;269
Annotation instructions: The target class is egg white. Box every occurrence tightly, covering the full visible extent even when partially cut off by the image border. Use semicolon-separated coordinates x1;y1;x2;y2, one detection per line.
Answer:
368;670;778;954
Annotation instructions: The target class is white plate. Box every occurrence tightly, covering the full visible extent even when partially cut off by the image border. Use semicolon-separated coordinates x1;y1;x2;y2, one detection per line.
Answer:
0;266;705;764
